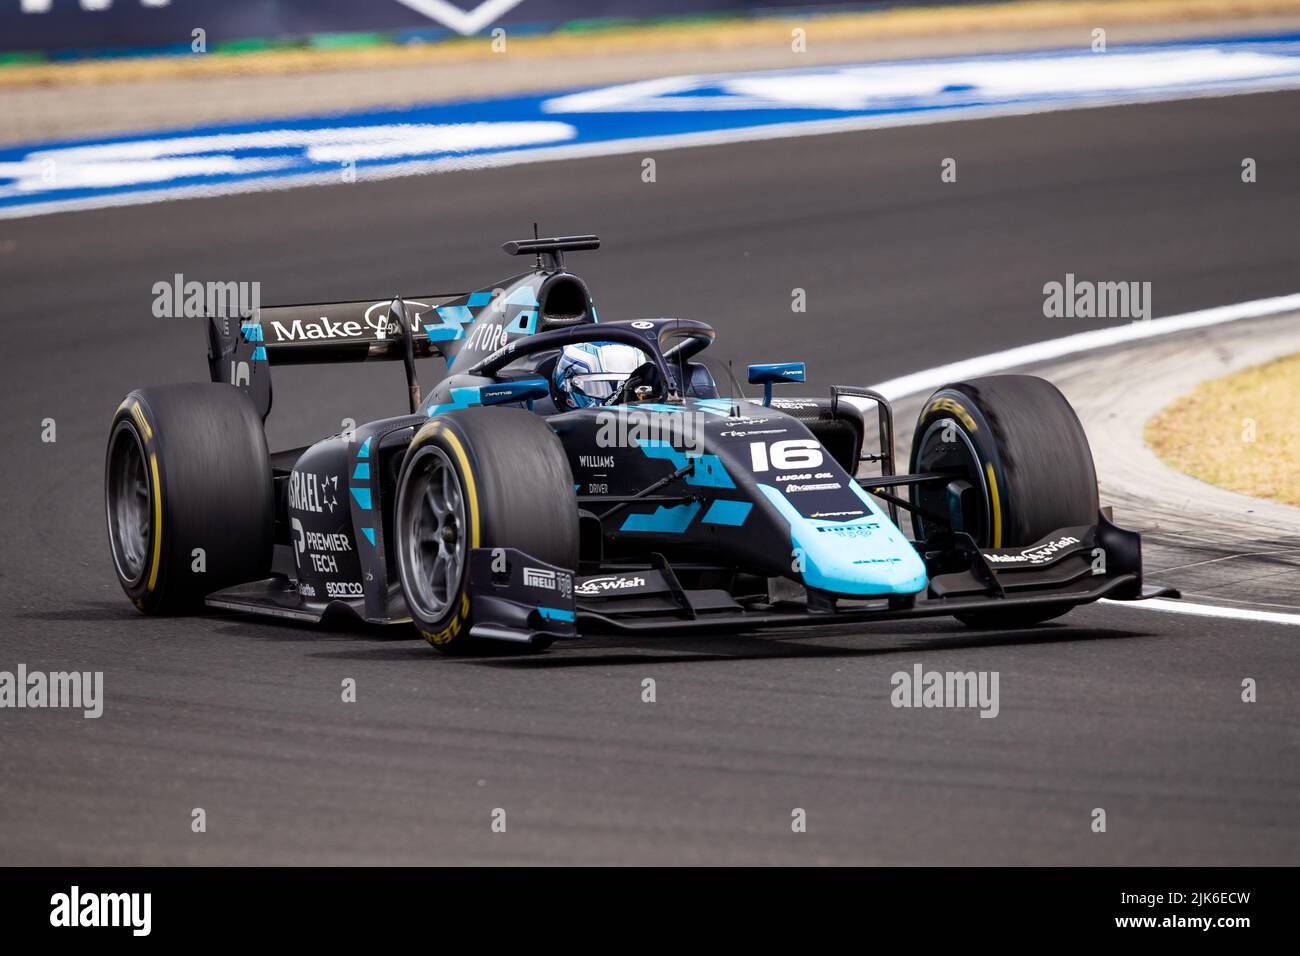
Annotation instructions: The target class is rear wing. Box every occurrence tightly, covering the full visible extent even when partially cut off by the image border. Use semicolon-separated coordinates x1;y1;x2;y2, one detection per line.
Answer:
206;234;600;421
206;294;457;421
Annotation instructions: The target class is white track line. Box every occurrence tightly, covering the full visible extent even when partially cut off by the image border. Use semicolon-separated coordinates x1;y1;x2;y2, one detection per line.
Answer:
1101;597;1300;626
868;292;1300;401
857;292;1300;628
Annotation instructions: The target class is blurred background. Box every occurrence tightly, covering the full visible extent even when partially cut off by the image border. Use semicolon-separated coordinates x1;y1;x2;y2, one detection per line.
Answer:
7;0;1300;146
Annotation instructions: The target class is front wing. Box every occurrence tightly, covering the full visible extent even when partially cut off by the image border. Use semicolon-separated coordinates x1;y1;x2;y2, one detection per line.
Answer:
567;512;1177;635
206;514;1176;644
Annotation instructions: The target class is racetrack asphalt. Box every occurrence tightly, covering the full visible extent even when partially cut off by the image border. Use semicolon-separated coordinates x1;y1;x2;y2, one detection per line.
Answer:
1;89;1298;865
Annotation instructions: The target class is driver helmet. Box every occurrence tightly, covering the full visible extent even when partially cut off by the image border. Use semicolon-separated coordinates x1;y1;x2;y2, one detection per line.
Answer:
552;342;648;410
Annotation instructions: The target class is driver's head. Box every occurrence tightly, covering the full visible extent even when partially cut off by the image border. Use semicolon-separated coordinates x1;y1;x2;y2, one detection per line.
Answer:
552;342;648;410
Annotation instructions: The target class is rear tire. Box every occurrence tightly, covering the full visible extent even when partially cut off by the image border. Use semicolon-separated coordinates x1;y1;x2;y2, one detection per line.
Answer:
105;384;274;614
908;374;1098;628
395;408;579;654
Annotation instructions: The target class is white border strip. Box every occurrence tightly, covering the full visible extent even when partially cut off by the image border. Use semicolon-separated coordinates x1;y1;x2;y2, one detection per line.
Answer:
4;76;1300;221
1102;597;1300;626
867;292;1300;400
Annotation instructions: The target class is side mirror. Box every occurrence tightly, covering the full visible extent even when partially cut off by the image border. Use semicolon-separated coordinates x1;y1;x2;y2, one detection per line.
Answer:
462;377;550;409
747;362;806;406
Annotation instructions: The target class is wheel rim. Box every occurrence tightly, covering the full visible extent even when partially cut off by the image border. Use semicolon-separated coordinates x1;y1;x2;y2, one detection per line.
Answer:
398;445;468;621
911;418;990;545
106;421;152;586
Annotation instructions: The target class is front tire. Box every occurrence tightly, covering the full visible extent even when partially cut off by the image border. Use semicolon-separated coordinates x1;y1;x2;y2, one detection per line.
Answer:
105;384;273;614
395;408;579;654
908;374;1098;627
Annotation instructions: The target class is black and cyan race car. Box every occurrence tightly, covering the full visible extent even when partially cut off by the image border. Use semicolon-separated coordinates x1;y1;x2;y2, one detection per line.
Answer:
105;234;1177;652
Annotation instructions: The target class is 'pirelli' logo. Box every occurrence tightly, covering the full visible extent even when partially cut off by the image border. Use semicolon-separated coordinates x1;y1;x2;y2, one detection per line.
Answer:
523;567;556;590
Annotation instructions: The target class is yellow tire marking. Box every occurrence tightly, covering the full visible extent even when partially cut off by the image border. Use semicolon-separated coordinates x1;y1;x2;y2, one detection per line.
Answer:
410;423;478;646
410;421;439;448
147;452;163;592
427;597;471;646
985;462;1002;549
926;396;977;433
440;429;480;550
129;400;152;441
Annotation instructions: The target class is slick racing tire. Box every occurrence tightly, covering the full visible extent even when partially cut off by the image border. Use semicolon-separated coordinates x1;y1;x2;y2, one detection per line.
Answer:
106;384;274;614
908;374;1098;628
395;407;579;654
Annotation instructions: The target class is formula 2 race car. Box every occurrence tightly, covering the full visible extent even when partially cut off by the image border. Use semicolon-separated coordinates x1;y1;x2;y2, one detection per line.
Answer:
105;234;1177;652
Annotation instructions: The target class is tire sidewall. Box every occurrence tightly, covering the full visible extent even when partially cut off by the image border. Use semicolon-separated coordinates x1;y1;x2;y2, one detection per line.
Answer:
105;402;163;611
395;422;479;648
910;377;1098;549
909;387;1008;547
105;385;273;614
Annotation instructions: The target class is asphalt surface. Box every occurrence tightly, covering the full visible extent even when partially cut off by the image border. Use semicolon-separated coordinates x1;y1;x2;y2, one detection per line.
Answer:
1;90;1299;864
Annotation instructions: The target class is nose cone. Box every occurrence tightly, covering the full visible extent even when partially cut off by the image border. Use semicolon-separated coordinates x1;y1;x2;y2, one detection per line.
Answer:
758;484;928;597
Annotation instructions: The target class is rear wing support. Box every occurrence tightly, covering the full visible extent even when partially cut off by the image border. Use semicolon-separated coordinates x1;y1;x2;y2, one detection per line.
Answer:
393;296;422;414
